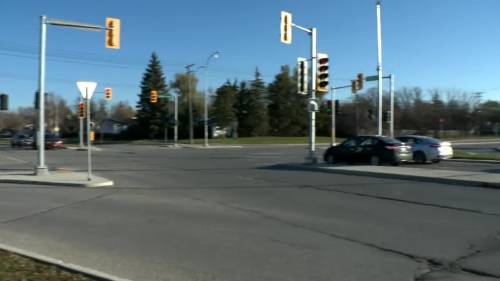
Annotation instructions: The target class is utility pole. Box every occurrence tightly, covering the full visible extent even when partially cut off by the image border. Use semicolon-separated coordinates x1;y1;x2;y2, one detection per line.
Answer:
376;0;384;136
186;64;195;144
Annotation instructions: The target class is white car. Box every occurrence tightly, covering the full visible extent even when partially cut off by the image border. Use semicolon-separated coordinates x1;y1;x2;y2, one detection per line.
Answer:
396;135;453;163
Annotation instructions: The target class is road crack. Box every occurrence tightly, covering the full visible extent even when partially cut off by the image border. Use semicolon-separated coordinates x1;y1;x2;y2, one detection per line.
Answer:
0;190;121;224
184;194;500;280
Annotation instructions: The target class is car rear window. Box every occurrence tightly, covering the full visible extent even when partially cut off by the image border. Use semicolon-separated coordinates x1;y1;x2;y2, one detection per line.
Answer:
378;136;403;145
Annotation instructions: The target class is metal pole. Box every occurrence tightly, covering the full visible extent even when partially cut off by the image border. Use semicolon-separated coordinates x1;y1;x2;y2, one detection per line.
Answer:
376;0;383;136
86;90;92;181
203;67;209;147
79;117;84;148
307;27;317;164
390;74;395;138
36;15;48;175
186;65;194;144
174;93;178;147
331;88;336;146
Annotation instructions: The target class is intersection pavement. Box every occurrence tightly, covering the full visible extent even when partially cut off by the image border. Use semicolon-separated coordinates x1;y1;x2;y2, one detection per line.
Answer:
0;145;499;281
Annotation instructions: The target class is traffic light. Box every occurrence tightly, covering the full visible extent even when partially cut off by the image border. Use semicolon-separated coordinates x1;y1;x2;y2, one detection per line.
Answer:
280;11;292;44
326;100;332;113
150;90;158;103
351;80;358;94
0;94;8;111
105;18;121;49
357;73;364;91
335;99;340;116
78;102;86;118
317;53;329;93
104;87;112;101
297;58;308;95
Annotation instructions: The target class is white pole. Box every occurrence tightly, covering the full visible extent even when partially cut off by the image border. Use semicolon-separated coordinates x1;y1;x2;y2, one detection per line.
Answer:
331;88;336;146
36;15;49;175
86;90;92;181
308;27;317;164
376;0;383;136
390;74;395;138
203;67;209;147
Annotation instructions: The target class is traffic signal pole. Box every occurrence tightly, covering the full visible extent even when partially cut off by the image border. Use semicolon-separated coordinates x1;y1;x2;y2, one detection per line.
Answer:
331;88;336;146
36;15;114;176
376;0;384;136
309;27;317;163
36;16;48;175
389;74;395;138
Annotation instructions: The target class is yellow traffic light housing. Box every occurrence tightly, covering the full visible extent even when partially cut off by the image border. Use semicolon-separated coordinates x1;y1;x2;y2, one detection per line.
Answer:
357;73;364;91
316;53;329;93
280;11;292;44
150;90;158;103
351;80;358;94
105;18;120;49
104;87;112;101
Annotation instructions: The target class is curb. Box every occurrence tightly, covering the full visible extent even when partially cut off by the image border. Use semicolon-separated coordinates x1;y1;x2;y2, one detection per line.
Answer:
0;178;114;188
0;171;114;188
279;164;500;190
0;243;132;281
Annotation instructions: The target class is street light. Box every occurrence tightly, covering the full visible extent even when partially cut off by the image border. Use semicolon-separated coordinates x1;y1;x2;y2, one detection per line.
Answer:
186;64;195;144
202;51;220;147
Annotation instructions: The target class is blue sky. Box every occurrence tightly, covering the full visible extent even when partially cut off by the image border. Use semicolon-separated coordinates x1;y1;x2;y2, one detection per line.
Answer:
1;0;499;109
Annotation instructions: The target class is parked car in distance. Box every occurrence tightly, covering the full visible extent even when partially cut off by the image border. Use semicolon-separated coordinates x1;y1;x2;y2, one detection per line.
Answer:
33;134;65;149
323;135;412;166
11;134;34;148
396;135;453;164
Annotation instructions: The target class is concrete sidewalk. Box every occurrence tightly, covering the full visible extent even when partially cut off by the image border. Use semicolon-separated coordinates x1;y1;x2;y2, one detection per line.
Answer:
289;164;500;189
0;169;114;187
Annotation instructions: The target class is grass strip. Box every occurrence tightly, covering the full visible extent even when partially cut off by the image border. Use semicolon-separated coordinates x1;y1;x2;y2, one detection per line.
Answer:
0;249;97;281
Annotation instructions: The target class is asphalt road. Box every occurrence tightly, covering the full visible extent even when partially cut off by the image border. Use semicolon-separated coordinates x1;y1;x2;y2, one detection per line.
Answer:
0;145;499;281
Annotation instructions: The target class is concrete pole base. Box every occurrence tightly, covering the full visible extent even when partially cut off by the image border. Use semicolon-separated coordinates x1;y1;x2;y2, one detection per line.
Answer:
35;166;50;176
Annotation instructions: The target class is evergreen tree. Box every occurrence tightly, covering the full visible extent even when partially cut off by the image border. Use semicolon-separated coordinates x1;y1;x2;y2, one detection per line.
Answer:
237;69;269;136
236;81;251;137
136;52;170;138
267;65;307;136
213;81;238;128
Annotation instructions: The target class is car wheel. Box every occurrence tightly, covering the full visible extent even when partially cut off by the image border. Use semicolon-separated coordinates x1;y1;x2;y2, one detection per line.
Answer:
432;159;440;163
325;154;336;164
414;151;427;164
369;155;381;166
391;161;400;166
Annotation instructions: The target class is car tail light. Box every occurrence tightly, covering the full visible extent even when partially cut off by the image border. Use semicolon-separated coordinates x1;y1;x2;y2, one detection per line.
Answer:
385;145;400;151
430;144;441;148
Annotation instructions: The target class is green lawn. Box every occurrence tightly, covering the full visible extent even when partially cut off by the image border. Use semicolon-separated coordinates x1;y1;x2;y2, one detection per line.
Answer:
453;150;500;161
0;249;95;281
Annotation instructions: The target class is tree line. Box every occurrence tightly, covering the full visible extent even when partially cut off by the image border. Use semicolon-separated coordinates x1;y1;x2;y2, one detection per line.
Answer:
3;52;499;140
